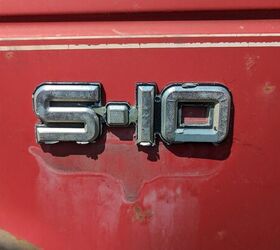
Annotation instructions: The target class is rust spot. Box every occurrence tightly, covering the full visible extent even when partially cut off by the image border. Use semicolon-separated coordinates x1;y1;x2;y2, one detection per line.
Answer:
0;228;39;250
132;204;152;223
4;52;14;60
263;82;276;95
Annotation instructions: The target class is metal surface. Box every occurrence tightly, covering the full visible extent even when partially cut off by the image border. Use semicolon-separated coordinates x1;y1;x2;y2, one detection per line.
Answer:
106;103;129;126
161;84;231;144
33;83;101;144
136;84;155;146
0;18;280;250
33;82;230;145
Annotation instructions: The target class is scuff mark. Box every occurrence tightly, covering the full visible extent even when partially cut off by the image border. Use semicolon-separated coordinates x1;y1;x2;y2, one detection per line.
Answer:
263;82;276;94
111;29;126;36
216;230;227;241
245;54;259;71
0;228;39;250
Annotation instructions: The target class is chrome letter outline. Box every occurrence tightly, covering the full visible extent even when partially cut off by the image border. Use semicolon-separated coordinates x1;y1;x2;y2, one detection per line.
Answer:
33;82;231;146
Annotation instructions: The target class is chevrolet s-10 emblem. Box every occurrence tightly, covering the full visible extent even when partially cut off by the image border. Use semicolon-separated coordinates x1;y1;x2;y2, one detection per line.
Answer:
32;82;231;146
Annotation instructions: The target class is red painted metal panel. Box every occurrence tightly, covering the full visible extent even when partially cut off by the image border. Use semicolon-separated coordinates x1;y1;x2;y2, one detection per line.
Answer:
1;20;280;41
0;0;280;16
0;20;280;249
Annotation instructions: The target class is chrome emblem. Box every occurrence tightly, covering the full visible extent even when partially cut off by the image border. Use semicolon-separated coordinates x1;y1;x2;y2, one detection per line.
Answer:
33;82;231;146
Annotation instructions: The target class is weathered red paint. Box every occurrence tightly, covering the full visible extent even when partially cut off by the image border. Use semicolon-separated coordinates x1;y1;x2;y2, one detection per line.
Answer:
0;18;280;250
0;0;280;16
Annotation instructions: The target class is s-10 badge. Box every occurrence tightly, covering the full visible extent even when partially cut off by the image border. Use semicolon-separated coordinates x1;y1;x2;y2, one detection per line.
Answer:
32;82;231;146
